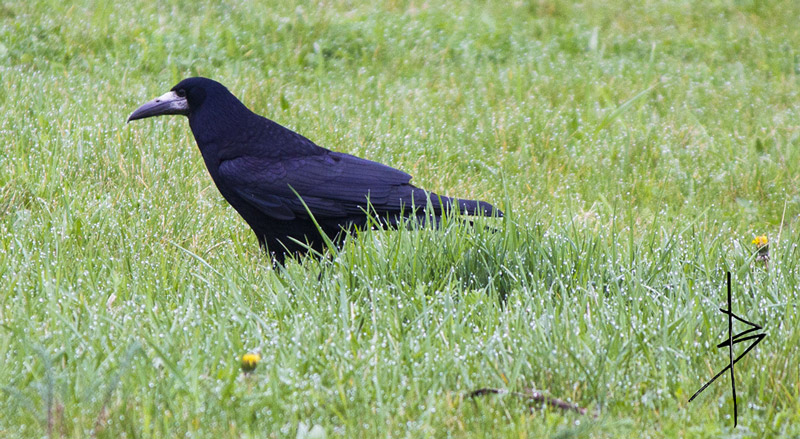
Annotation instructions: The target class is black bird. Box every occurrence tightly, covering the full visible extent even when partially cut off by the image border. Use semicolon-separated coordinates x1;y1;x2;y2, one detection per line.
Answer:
128;77;502;263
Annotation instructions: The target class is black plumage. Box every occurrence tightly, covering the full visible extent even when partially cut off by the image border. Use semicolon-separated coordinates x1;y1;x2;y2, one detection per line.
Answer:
128;77;502;263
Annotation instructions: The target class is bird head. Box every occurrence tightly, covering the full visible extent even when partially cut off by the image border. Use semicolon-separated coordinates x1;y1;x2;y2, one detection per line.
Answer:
127;77;231;122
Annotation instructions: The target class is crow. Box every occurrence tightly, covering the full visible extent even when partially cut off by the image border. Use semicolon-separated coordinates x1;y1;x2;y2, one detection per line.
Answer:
128;77;502;263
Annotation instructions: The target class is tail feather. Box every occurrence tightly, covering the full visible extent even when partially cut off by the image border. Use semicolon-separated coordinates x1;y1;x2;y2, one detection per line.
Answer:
419;191;503;217
454;198;503;217
435;195;502;217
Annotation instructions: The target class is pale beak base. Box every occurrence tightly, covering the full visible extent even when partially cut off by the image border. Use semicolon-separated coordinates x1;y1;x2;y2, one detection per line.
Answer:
127;91;189;122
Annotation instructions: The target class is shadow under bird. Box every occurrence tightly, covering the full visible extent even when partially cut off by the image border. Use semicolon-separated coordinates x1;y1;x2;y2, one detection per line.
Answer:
128;77;502;263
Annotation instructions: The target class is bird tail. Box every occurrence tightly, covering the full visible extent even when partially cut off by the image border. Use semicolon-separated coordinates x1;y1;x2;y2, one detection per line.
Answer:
443;197;504;217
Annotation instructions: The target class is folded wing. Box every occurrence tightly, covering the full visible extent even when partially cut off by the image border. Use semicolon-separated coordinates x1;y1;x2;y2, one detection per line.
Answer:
218;151;445;222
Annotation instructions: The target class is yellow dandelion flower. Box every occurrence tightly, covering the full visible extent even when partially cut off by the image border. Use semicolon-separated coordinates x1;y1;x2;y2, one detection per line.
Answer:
751;235;770;266
752;235;768;248
241;352;261;373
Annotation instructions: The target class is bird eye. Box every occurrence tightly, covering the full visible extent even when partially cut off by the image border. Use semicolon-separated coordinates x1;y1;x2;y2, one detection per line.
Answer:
176;89;187;98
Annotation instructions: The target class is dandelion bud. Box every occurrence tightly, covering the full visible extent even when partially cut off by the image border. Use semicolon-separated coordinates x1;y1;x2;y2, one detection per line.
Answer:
241;352;261;373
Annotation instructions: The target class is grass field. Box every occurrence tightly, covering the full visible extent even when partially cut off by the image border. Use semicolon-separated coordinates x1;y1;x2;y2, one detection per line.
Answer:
2;0;800;437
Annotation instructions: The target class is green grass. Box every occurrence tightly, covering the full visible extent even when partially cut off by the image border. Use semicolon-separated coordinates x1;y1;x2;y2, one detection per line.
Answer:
2;0;800;437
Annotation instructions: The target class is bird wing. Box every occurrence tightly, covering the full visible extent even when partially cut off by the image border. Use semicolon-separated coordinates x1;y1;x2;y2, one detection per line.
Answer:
217;151;435;221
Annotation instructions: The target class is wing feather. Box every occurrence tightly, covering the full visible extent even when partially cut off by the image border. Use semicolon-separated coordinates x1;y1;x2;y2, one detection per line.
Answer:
217;151;434;221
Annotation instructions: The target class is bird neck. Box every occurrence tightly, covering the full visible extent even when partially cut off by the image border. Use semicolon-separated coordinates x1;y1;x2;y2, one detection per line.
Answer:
188;100;257;146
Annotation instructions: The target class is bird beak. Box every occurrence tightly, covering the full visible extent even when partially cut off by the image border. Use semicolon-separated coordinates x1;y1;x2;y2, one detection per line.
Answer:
127;91;189;122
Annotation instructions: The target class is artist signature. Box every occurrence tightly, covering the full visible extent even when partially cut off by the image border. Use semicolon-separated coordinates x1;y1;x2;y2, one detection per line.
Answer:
688;272;767;427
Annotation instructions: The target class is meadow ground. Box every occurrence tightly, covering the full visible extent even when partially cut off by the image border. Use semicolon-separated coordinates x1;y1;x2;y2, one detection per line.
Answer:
1;0;799;437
